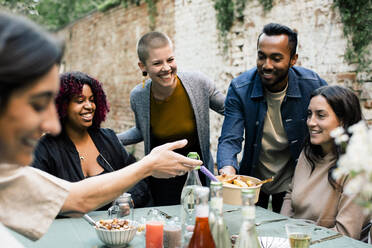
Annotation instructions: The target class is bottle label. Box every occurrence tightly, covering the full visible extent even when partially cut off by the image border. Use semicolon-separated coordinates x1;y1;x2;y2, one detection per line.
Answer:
195;205;209;217
242;206;255;219
210;197;223;211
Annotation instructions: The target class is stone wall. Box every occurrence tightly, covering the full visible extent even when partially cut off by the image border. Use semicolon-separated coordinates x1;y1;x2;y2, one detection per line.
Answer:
59;0;371;159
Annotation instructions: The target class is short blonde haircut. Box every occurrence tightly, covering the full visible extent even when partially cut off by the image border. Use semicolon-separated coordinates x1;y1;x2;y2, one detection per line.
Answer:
137;31;173;64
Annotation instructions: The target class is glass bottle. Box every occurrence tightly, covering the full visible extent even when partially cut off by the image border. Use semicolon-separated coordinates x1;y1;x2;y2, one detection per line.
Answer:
209;181;232;248
180;152;202;246
236;188;260;248
188;186;215;248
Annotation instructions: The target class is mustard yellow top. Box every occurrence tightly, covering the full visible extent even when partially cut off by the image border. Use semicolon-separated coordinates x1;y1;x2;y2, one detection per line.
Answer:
150;76;199;154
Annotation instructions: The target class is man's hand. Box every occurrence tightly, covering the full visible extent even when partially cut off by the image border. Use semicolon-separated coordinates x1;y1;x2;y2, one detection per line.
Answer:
219;165;236;175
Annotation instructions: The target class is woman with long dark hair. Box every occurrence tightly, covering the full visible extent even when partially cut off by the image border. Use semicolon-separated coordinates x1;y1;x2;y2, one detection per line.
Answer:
280;85;370;239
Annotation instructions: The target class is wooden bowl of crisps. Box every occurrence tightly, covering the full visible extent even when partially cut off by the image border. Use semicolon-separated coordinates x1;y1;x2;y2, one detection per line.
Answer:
216;175;262;205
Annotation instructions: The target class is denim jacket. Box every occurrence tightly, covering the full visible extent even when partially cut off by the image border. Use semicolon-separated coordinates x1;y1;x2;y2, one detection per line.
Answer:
217;66;327;176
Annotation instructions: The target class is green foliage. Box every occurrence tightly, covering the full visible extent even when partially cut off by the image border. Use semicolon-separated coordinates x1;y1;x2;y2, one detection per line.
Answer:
333;0;372;74
213;0;273;46
98;0;157;30
258;0;273;12
0;0;38;16
97;0;121;12
144;0;157;30
0;0;106;30
213;0;234;37
0;0;156;31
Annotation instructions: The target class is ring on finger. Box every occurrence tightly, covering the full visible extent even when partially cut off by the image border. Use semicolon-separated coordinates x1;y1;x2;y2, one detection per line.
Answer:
182;163;194;168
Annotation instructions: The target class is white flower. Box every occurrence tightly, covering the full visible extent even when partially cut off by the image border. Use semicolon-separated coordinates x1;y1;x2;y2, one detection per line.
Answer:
330;127;346;145
333;121;372;214
344;175;364;195
331;126;345;137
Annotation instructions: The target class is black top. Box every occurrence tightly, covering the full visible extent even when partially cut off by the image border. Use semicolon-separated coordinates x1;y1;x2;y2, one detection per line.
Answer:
32;128;152;209
150;132;206;206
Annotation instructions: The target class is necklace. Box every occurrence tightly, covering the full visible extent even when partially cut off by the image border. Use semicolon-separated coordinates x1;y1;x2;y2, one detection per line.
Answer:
79;155;85;161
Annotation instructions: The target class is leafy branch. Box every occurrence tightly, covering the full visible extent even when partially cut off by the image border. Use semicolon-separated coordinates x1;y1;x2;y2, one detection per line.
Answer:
213;0;273;49
333;0;372;74
98;0;157;30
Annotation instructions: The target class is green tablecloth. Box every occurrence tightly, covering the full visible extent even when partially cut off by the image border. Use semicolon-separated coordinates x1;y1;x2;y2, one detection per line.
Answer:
10;205;370;247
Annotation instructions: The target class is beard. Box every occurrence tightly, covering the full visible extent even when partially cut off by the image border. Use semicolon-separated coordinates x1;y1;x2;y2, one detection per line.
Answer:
259;61;291;92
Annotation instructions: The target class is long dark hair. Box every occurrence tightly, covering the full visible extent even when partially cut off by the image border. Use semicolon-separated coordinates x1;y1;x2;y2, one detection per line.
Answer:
304;85;362;190
0;12;63;113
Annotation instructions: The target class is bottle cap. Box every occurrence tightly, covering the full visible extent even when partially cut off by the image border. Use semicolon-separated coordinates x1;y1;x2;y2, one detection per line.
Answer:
241;188;255;195
187;152;201;170
187;152;200;160
210;181;223;187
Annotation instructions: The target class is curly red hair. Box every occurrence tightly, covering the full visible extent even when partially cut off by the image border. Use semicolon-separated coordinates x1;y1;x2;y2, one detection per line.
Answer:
56;71;109;129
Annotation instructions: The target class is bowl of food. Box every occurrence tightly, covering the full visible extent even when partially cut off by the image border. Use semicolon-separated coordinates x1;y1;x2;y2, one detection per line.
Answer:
95;218;138;247
216;175;262;205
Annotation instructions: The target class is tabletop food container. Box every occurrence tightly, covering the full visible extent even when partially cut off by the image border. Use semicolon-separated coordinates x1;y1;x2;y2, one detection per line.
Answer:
216;175;262;205
94;219;138;247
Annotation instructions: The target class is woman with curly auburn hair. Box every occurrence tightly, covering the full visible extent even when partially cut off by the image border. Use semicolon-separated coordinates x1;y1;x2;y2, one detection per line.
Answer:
32;71;152;209
56;71;109;129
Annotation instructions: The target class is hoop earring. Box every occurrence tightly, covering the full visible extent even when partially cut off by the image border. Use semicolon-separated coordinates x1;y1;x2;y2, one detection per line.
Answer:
142;71;147;88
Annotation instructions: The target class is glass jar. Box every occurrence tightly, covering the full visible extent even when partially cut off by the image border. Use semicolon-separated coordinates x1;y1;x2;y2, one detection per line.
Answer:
108;192;134;220
164;217;182;248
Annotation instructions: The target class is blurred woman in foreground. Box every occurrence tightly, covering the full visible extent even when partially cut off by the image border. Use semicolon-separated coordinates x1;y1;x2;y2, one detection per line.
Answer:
0;12;201;242
281;85;370;239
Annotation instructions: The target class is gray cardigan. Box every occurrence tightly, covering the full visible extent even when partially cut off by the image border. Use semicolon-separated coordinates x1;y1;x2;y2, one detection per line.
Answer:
118;71;225;175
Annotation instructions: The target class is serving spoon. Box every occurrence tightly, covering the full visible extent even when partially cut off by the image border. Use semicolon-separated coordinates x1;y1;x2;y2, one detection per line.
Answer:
82;214;105;229
256;176;274;186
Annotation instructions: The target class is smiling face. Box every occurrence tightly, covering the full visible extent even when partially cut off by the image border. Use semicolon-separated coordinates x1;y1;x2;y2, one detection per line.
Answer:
139;44;177;88
0;65;61;165
307;95;341;154
257;34;298;92
65;84;96;131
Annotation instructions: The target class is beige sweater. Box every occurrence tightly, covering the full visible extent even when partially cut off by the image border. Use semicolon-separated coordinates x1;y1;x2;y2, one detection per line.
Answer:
0;163;70;240
281;150;370;239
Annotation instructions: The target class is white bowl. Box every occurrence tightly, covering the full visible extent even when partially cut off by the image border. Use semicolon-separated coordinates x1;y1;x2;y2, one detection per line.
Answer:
216;175;262;205
95;220;138;247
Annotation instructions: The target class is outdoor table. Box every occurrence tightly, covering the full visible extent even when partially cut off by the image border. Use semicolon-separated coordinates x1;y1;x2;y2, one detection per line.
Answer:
11;204;370;247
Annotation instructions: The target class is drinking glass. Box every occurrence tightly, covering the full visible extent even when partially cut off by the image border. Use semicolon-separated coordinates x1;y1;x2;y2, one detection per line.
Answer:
285;223;313;248
145;209;165;248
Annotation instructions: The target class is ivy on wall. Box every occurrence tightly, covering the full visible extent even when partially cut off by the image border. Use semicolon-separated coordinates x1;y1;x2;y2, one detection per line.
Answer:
213;0;273;37
98;0;157;30
332;0;371;74
213;0;371;76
